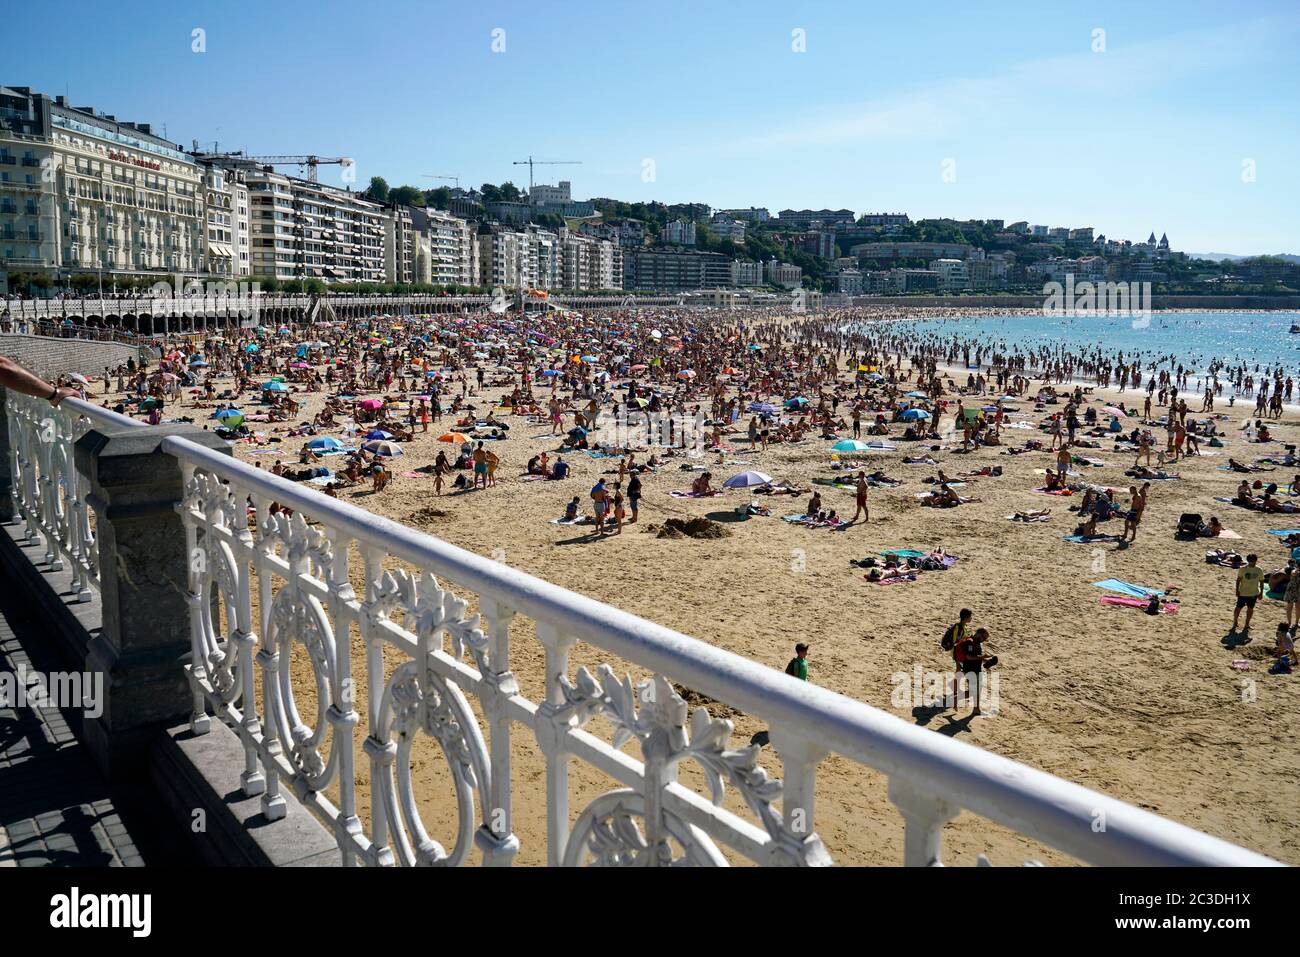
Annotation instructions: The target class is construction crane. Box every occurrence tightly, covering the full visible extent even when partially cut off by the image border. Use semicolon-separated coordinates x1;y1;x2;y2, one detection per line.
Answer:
194;151;354;182
512;155;581;198
422;174;461;189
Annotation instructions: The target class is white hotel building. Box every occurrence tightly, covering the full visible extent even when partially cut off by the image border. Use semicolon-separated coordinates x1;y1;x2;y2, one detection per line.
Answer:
0;87;205;283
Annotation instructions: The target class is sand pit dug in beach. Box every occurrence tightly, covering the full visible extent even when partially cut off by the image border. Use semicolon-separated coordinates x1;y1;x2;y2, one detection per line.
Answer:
645;517;732;540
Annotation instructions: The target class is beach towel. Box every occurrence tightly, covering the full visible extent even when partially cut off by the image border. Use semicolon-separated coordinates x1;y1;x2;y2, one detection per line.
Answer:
1213;529;1243;539
1062;534;1123;544
1267;529;1300;537
517;474;548;482
1031;487;1074;496
881;548;926;558
1006;512;1051;522
1099;595;1179;614
549;516;593;525
1092;579;1165;598
670;490;721;498
307;475;335;487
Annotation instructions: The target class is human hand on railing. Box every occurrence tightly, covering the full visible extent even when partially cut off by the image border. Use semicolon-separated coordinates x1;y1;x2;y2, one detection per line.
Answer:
50;386;81;407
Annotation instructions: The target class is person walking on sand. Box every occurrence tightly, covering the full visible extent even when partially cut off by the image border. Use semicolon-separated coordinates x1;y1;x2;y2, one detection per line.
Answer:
1233;553;1266;636
955;628;998;716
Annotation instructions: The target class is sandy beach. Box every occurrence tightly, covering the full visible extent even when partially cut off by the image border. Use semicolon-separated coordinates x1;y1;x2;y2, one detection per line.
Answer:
97;311;1300;866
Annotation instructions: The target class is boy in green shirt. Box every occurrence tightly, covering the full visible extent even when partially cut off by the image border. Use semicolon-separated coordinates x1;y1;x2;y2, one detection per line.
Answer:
785;643;810;681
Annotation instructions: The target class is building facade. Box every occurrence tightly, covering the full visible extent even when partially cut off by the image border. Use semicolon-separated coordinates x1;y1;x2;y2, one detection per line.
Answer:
1;87;205;286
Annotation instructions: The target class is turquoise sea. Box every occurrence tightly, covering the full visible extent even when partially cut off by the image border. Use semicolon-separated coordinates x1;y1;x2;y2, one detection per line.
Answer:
862;311;1300;376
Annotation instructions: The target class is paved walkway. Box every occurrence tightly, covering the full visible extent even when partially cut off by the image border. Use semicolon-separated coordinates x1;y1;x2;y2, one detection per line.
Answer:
0;595;143;867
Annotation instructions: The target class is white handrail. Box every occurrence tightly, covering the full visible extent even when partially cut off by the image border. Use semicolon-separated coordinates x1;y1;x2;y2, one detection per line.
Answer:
160;429;1279;867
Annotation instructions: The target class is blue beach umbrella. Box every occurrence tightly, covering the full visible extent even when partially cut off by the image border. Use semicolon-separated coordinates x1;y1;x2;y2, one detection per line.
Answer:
722;470;774;489
900;408;931;421
306;436;344;451
831;439;871;452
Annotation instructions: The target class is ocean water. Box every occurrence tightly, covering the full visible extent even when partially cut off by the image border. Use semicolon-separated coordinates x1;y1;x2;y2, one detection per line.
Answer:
862;311;1300;376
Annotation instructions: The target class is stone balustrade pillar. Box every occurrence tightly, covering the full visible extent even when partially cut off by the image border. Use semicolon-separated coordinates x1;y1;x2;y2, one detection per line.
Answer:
74;422;231;787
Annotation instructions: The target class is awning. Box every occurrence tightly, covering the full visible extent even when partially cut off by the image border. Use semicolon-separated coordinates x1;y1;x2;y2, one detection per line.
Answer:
207;242;233;257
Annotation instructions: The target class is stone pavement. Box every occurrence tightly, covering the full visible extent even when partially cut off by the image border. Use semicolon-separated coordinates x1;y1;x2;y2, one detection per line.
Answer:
0;591;144;867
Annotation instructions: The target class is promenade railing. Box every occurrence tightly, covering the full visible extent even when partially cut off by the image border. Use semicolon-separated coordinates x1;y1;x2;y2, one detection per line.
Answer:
153;427;1277;867
4;393;142;601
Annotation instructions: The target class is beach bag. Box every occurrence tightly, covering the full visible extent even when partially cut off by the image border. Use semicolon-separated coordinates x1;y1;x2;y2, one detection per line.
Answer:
1145;595;1161;615
941;624;959;651
785;658;801;677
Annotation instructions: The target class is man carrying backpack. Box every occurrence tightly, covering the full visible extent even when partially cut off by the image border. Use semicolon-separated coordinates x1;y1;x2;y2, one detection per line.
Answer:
942;609;973;656
785;643;810;681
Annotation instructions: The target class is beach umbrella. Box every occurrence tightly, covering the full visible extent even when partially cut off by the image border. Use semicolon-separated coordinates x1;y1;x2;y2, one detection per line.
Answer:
580;355;599;363
568;426;588;439
785;397;809;409
290;362;310;370
865;372;885;381
365;429;394;440
831;439;872;452
189;359;209;367
629;364;648;372
306;436;344;451
244;344;259;352
262;381;288;392
907;390;929;398
438;433;468;444
677;370;696;380
723;470;774;489
214;409;244;427
541;369;561;377
1103;405;1127;417
900;408;930;421
363;440;403;457
749;402;778;414
359;399;384;411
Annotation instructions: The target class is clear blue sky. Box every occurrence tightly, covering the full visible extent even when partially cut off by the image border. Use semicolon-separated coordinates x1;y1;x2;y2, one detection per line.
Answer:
10;0;1299;254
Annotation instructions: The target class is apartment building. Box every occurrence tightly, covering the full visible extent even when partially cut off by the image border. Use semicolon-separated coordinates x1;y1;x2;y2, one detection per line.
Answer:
559;228;620;291
930;258;969;291
662;219;696;246
730;259;763;286
624;249;731;292
850;241;973;261
407;205;478;286
778;208;854;227
382;204;417;285
717;207;771;223
709;217;746;243
764;260;802;288
200;162;250;278
236;163;385;285
0;87;205;282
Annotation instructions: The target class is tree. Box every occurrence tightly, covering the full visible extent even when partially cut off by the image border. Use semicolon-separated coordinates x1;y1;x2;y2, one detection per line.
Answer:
388;185;425;207
426;187;451;210
367;177;390;203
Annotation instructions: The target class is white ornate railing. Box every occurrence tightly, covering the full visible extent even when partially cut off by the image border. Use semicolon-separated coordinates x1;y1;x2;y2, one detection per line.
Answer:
5;393;142;600
161;431;1279;867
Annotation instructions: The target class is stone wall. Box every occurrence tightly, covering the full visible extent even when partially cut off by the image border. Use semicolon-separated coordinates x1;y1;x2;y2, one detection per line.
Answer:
0;334;154;381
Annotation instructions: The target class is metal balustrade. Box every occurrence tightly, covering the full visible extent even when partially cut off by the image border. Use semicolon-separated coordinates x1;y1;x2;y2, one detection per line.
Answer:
4;393;141;600
152;429;1278;867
